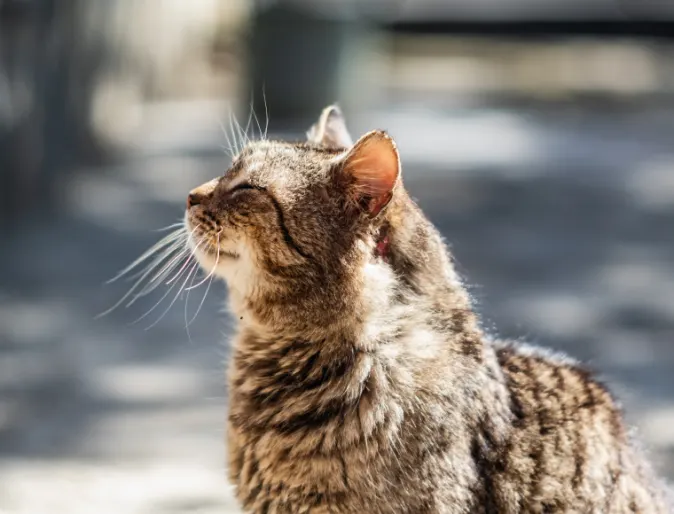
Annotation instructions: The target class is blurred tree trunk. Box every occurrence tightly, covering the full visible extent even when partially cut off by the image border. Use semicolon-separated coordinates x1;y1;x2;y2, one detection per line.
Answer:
0;0;245;232
0;1;41;231
245;1;383;132
247;3;349;128
0;0;111;231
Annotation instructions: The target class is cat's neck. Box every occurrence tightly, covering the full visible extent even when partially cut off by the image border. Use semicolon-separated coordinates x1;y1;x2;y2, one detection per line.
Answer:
231;267;485;366
231;268;476;349
226;278;503;463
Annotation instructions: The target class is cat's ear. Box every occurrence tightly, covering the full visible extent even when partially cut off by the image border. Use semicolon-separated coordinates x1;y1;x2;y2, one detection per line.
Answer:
336;130;401;217
307;104;353;149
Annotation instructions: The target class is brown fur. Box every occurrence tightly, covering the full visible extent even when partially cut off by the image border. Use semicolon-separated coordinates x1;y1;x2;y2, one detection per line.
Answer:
183;105;672;513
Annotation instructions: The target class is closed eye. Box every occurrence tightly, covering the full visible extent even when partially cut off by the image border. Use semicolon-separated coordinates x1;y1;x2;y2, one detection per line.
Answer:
230;183;259;195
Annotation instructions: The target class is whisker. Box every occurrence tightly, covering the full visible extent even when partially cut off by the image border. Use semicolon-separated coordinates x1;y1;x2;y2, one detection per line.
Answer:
96;247;181;318
183;247;204;343
140;232;207;329
228;109;241;155
253;109;263;142
183;230;222;330
165;227;203;285
106;229;185;284
188;271;216;327
219;119;235;157
262;84;269;140
149;245;191;284
130;264;187;324
127;249;190;303
184;268;214;291
125;231;185;266
185;233;222;291
122;235;187;282
249;93;263;142
187;234;220;326
123;250;185;286
145;257;201;331
153;221;186;233
166;252;196;285
132;234;203;307
232;109;246;152
243;98;254;144
107;226;196;315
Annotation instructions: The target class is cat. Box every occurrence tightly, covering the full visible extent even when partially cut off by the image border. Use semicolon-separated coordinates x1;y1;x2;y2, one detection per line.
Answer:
180;105;672;513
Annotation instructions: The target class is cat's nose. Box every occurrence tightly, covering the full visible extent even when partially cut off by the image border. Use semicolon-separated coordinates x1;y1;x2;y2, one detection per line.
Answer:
187;193;202;209
187;179;219;209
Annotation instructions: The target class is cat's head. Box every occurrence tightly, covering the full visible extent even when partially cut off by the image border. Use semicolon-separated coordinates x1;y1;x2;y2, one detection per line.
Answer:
185;105;457;331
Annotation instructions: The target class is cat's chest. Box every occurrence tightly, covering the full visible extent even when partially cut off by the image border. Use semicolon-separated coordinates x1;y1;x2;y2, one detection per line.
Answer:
228;426;355;512
226;410;480;514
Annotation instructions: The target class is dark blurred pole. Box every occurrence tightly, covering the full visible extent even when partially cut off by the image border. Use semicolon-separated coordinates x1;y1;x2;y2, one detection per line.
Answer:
0;0;40;231
0;0;66;230
32;0;74;220
0;0;111;232
247;2;353;128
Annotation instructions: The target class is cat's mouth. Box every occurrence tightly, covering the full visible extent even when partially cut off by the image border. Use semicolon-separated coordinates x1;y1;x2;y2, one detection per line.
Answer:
202;244;238;260
184;213;238;260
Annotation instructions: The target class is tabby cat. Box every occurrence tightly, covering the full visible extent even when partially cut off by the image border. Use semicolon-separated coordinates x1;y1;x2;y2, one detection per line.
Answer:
182;106;671;513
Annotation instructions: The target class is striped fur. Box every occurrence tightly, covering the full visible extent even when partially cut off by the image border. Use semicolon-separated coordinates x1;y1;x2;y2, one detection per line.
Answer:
184;107;672;513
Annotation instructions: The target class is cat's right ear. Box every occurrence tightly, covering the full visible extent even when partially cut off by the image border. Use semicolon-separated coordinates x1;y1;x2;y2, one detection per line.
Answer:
334;130;401;218
306;104;353;149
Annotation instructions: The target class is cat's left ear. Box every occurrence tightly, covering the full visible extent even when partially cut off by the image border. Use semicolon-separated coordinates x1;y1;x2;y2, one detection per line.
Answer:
335;130;401;217
307;104;353;149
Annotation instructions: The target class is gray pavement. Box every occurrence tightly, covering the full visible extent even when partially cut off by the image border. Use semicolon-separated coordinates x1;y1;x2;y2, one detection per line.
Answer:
1;101;673;513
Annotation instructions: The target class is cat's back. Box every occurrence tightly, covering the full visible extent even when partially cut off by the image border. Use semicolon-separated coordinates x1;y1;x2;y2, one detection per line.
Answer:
490;341;671;513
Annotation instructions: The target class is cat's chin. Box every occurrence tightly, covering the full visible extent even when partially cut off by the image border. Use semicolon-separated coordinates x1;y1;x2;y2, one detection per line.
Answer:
190;241;239;280
202;245;239;261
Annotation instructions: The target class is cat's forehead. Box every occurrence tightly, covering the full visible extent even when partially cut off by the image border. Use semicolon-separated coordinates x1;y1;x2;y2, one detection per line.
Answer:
240;141;301;170
235;140;340;188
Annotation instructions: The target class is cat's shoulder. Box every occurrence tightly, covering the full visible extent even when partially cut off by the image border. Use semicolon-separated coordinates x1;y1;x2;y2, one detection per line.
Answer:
493;339;580;370
491;339;621;414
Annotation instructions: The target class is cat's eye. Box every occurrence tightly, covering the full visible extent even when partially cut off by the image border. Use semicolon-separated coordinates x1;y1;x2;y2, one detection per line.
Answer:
229;183;257;195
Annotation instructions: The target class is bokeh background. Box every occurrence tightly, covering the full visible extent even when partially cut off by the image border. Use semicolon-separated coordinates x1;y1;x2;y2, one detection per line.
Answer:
2;1;674;512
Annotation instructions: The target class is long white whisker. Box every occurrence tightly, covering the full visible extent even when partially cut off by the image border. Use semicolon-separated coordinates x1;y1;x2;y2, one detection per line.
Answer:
252;107;263;142
137;234;202;302
183;247;204;342
183;268;214;291
123;244;185;287
187;233;220;326
123;240;186;282
106;229;185;284
145;258;201;331
228;109;240;155
219;119;235;157
166;252;196;285
232;109;246;152
130;266;187;324
153;222;186;233
96;246;181;318
248;93;262;142
185;232;222;291
188;271;216;327
262;84;269;140
149;244;191;284
128;249;190;302
139;233;207;328
243;98;254;144
165;227;202;285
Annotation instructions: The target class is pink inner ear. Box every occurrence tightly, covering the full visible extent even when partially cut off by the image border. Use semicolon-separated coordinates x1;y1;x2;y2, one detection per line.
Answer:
343;132;400;215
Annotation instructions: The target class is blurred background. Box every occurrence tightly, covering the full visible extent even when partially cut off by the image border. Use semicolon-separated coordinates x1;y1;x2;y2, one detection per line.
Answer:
2;0;674;512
